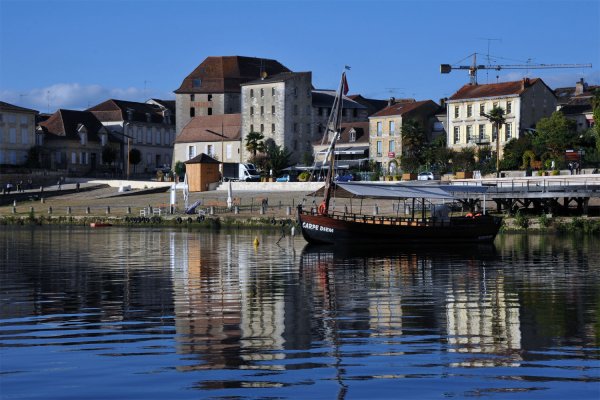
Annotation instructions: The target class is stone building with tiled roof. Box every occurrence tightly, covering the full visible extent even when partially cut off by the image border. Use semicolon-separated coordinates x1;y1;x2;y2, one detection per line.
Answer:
555;78;599;132
0;101;39;166
173;113;241;165
312;121;370;170
369;99;440;175
174;56;291;137
37;109;117;174
88;99;176;175
240;72;367;164
446;78;556;157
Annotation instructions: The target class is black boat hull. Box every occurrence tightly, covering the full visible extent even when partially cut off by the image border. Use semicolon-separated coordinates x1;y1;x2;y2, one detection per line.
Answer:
298;208;502;245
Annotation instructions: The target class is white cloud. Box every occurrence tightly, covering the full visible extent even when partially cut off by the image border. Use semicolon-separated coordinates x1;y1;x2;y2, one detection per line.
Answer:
0;83;175;113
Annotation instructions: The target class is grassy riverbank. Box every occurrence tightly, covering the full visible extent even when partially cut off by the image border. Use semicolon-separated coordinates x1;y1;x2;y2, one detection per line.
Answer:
1;184;599;234
2;211;599;236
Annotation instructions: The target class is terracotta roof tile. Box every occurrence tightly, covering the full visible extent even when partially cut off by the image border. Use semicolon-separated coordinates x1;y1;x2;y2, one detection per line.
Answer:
38;109;105;142
175;56;291;94
370;100;437;117
176;114;241;143
448;78;547;101
87;99;172;124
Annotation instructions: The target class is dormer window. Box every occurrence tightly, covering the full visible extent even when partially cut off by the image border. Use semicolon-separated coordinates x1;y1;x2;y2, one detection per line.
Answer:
192;79;201;88
77;124;88;145
349;129;356;143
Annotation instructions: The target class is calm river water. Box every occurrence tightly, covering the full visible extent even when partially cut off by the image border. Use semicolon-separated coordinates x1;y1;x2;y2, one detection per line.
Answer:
0;226;599;399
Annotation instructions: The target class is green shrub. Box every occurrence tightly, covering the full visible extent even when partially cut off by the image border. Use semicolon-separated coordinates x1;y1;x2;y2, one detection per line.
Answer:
515;211;530;229
538;213;551;228
298;171;310;182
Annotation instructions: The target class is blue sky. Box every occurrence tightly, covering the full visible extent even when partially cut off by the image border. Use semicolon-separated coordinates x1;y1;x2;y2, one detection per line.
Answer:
1;0;598;112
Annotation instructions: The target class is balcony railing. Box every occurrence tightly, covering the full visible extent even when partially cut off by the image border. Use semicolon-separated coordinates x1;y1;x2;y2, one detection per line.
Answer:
468;135;491;145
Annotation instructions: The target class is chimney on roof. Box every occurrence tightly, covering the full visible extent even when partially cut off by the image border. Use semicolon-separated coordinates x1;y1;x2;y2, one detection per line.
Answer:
388;97;395;106
575;78;587;95
522;78;531;89
439;98;447;108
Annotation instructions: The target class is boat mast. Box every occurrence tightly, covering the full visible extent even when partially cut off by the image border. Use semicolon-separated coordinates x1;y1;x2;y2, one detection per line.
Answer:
321;71;347;214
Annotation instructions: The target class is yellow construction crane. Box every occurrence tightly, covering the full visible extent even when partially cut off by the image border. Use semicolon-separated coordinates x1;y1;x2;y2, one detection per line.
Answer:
440;53;592;85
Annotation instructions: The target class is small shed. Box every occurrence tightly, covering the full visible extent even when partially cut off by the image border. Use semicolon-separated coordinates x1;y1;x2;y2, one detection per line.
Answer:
184;153;221;192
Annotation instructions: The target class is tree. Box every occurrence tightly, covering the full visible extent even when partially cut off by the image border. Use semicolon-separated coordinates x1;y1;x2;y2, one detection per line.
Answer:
500;135;534;170
400;119;426;172
592;88;600;153
476;145;496;175
266;144;292;176
427;134;454;174
129;148;141;173
245;131;265;160
533;111;576;162
174;160;186;179
482;106;506;178
102;146;118;166
452;147;476;173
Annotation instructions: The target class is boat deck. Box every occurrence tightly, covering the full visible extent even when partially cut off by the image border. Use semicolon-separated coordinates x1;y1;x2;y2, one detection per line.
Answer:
300;208;478;228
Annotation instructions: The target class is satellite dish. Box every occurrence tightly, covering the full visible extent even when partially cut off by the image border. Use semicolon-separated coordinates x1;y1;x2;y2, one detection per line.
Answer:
261;71;268;79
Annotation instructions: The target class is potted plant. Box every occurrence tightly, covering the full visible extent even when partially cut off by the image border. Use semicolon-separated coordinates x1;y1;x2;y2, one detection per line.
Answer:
399;154;419;180
455;171;473;179
453;148;475;179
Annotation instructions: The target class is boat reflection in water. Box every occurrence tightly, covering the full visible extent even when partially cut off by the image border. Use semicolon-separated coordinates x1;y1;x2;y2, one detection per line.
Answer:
300;241;522;370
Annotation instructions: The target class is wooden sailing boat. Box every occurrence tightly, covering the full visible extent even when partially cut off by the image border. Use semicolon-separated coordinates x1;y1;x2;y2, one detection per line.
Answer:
297;71;502;245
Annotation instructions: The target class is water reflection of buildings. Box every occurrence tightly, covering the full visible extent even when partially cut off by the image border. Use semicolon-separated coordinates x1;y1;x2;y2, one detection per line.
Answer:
170;232;243;370
445;271;522;367
170;233;293;372
300;248;524;368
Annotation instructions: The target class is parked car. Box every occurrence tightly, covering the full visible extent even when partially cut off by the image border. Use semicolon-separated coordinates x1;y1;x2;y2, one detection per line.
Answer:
417;171;435;181
335;173;354;182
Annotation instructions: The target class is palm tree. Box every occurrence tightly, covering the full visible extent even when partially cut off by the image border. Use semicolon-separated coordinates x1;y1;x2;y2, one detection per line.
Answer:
399;119;426;173
245;131;265;160
482;106;506;178
592;89;600;153
401;119;426;157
